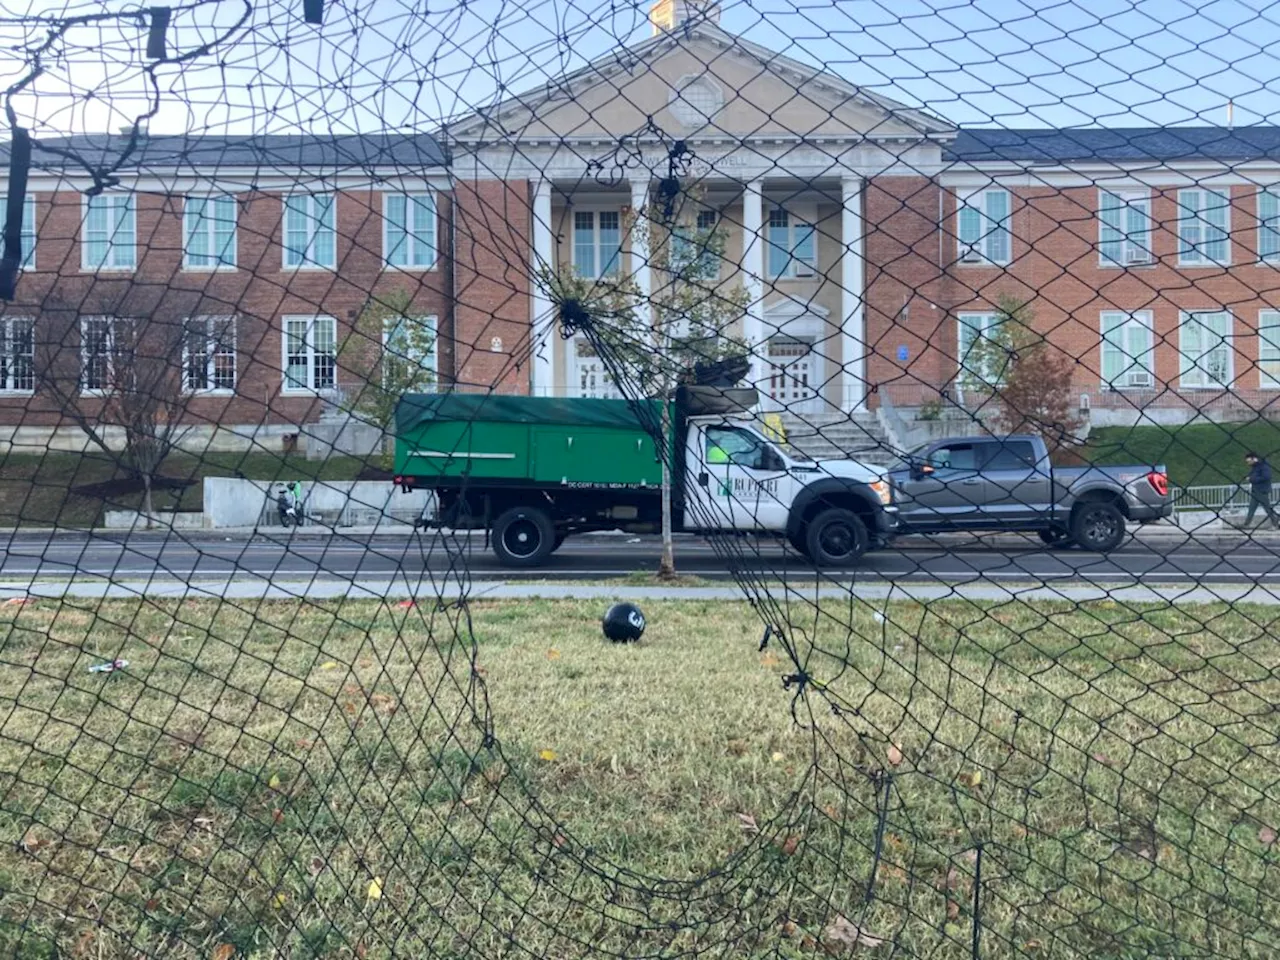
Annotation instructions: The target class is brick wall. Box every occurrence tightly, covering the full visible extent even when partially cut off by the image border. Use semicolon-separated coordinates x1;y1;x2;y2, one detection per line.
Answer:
0;187;452;436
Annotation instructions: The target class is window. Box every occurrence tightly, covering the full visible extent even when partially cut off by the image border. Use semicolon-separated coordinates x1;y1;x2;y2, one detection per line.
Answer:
927;442;979;471
671;209;719;278
572;210;621;278
1099;190;1152;266
1101;311;1155;389
0;317;34;393
283;316;337;392
183;316;237;392
1179;310;1233;388
706;427;767;470
983;440;1037;471
1260;310;1280;388
383;314;438;391
956;188;1011;264
184;196;237;269
766;208;816;279
1178;188;1231;265
957;312;1006;385
385;193;437;269
20;195;35;269
81;317;129;393
82;194;135;270
1258;189;1280;262
571;335;623;399
283;194;336;268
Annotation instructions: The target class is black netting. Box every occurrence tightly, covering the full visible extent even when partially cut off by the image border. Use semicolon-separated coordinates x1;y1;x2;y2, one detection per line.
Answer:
0;2;1279;958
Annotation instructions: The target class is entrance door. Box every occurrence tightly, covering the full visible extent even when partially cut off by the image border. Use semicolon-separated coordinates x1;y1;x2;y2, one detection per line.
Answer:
570;336;625;399
766;338;820;414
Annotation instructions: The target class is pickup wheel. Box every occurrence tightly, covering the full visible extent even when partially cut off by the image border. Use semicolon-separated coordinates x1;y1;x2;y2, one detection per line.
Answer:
492;507;556;567
804;509;869;567
1070;502;1126;553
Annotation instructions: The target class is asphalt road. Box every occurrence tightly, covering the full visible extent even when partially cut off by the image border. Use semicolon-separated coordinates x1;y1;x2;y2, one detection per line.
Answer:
3;530;1280;584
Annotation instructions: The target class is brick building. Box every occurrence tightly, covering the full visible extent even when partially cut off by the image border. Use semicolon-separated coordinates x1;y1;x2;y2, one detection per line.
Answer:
0;133;452;453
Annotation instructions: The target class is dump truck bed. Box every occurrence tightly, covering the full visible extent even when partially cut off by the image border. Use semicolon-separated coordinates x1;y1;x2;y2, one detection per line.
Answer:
394;394;669;488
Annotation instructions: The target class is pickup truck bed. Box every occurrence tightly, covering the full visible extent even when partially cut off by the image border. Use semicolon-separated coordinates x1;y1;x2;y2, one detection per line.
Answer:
886;434;1172;551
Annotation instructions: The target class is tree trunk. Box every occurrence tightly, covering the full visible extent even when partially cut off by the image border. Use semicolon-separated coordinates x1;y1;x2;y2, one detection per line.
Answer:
142;472;155;530
658;398;676;580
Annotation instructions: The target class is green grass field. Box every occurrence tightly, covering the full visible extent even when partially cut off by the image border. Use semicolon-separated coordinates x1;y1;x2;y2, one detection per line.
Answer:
0;451;369;528
1085;420;1280;487
0;597;1277;958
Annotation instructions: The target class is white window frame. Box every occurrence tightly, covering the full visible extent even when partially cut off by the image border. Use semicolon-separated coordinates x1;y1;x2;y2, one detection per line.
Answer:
765;205;818;279
282;193;336;270
671;209;719;279
956;188;1012;265
1098;189;1153;267
382;314;438;391
20;195;35;270
956;311;1005;385
1178;310;1233;390
281;314;338;394
569;334;624;399
1259;310;1280;389
80;316;131;396
0;316;34;394
80;194;136;272
1258;188;1280;264
1177;187;1232;267
182;315;237;394
183;196;238;271
571;208;622;279
1100;310;1155;389
383;192;438;270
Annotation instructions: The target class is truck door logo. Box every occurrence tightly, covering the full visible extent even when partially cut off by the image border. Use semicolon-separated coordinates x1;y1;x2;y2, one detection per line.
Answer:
718;476;779;498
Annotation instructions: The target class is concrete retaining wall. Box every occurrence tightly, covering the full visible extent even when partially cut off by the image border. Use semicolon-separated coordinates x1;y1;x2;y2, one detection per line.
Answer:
202;478;434;529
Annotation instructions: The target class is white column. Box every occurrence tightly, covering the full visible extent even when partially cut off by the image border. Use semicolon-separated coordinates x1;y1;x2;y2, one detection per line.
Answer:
840;176;866;412
531;179;554;396
741;179;766;398
630;179;651;302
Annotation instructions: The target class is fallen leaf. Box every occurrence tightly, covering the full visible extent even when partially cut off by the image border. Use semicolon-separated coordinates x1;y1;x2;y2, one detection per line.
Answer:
825;915;887;949
781;919;798;938
268;774;281;790
551;831;568;849
944;865;959;892
370;692;398;715
295;739;314;750
1092;753;1114;766
737;813;759;834
396;599;416;609
309;856;325;876
367;876;383;901
271;893;287;910
19;832;40;854
887;744;903;767
947;900;960;921
212;941;236;959
1023;939;1044;951
538;749;558;762
779;835;800;856
957;770;983;789
760;651;779;668
144;898;159;911
771;751;785;763
272;808;284;825
356;943;368;960
1260;825;1277;846
320;661;338;670
546;648;561;660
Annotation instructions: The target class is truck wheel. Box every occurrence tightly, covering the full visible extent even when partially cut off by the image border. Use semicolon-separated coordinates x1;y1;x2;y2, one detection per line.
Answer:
805;509;869;567
492;507;556;567
552;533;567;553
1070;502;1125;553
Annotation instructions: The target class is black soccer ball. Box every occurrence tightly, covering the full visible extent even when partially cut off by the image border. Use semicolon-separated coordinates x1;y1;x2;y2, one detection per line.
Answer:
602;602;646;643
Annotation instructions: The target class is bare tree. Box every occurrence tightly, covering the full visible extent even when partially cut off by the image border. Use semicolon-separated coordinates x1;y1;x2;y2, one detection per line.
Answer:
37;282;214;525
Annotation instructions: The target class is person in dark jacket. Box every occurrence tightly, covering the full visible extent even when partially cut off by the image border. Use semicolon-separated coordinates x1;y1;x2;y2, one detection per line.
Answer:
1242;452;1280;528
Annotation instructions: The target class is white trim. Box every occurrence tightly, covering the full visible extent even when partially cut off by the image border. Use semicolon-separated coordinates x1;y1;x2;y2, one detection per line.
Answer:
1178;309;1234;390
6;172;451;195
531;179;554;396
1097;188;1153;268
941;164;1280;189
741;180;765;392
570;207;623;279
410;450;516;460
280;314;339;395
840;177;865;411
1260;309;1280;389
954;187;1011;266
1257;187;1280;265
764;203;819;279
382;190;439;271
0;316;35;395
1177;187;1232;268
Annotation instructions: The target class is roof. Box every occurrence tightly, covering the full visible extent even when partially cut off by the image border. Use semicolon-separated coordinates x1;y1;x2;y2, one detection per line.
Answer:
946;127;1280;165
444;22;953;140
0;132;447;173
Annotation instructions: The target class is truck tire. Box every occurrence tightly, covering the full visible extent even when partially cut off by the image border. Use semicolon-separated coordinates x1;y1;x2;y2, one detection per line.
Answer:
804;509;869;567
492;507;556;567
1070;501;1125;553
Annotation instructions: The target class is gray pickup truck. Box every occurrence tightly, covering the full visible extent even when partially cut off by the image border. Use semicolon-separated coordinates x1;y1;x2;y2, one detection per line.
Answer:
885;434;1172;551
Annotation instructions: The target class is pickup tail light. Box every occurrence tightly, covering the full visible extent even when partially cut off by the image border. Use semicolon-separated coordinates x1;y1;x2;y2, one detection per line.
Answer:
1147;471;1169;497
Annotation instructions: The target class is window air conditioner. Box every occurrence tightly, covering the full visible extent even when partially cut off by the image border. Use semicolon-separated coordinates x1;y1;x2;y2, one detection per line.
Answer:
1126;370;1153;388
1125;247;1152;265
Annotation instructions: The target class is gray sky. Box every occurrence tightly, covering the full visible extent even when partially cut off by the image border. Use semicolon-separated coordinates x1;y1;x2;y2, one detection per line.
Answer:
2;0;1278;138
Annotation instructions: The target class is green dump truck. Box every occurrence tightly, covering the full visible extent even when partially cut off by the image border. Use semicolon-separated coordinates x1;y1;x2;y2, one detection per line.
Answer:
393;391;894;568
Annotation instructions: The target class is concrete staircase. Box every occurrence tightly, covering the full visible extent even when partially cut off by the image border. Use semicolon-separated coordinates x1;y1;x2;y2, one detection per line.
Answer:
776;411;893;466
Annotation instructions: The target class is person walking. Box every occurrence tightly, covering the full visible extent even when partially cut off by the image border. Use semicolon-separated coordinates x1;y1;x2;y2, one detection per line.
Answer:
1242;452;1280;529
